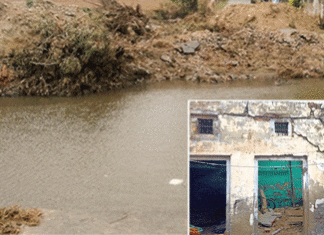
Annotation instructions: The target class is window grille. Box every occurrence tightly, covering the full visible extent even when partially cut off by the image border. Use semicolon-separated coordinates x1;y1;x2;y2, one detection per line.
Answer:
275;122;288;135
198;118;213;134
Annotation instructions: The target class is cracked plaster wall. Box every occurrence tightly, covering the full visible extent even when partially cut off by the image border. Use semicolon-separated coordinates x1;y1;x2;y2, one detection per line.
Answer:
190;101;324;234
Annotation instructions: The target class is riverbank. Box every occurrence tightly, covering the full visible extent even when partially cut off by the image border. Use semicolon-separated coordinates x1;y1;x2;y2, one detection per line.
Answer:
0;0;324;97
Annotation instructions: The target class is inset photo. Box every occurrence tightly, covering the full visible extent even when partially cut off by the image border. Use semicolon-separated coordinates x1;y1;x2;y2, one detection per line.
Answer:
188;100;324;235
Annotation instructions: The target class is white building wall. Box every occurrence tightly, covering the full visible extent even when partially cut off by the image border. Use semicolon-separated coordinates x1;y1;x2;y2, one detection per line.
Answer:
190;100;324;234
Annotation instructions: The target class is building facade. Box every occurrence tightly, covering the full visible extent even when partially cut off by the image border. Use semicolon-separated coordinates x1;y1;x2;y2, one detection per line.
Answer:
189;100;324;234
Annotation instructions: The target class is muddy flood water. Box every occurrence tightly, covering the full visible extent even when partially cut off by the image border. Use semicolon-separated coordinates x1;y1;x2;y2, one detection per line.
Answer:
0;78;324;234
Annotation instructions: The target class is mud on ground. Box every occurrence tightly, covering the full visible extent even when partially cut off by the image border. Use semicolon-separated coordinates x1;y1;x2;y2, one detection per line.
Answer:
0;0;324;96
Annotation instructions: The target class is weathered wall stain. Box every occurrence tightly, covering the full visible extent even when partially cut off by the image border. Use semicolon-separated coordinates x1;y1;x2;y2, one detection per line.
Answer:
231;198;254;234
308;179;324;233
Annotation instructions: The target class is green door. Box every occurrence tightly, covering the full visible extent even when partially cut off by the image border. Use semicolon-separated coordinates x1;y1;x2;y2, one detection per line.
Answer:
258;160;303;209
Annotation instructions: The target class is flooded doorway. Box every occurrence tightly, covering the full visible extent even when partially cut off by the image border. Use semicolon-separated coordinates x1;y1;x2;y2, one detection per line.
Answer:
190;158;229;235
255;157;307;235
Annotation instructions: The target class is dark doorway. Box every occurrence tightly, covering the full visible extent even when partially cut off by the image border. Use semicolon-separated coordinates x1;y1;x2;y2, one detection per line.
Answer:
190;160;227;234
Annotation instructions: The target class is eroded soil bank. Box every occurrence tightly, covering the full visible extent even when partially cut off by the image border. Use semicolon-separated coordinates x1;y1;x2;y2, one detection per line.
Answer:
0;0;324;97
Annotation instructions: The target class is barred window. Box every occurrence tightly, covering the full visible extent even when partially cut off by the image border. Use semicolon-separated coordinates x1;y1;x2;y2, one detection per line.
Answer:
275;122;288;135
198;118;213;134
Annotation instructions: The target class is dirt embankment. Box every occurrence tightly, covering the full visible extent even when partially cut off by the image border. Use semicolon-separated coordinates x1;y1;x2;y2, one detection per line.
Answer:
142;2;324;83
0;0;324;97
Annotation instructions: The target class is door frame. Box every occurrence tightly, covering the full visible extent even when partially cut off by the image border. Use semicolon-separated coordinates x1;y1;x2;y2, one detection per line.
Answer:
253;155;308;235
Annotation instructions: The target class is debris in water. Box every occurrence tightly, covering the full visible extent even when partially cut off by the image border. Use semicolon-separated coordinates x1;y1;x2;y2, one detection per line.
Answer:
169;179;184;185
0;204;43;234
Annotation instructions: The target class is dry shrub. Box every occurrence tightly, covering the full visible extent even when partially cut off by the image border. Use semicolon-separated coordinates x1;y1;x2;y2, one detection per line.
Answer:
171;0;198;16
154;0;214;20
0;0;153;96
198;0;213;16
4;0;119;96
100;0;149;35
153;2;182;20
153;0;198;19
0;205;43;234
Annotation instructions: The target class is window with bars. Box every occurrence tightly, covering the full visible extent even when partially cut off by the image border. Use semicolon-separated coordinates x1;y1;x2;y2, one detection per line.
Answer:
275;122;289;135
198;118;213;134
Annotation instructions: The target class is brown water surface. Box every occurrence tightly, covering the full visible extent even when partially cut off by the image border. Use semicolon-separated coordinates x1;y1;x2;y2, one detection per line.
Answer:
0;78;323;234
